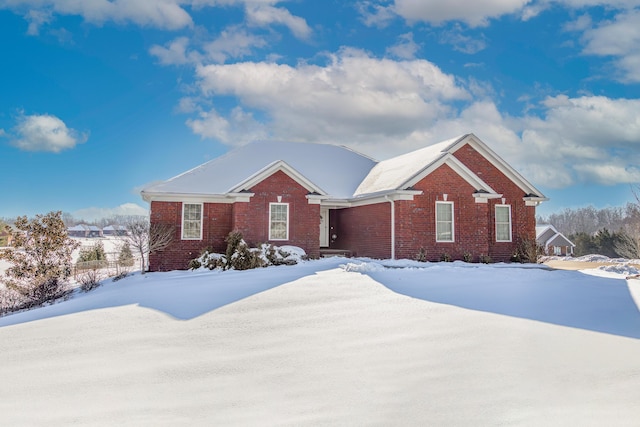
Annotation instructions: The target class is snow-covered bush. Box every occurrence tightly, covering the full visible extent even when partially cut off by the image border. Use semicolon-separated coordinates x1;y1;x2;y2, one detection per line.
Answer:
189;232;306;271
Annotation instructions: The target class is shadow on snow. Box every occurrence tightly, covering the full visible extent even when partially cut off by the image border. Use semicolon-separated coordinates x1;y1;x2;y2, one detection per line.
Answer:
0;258;346;327
362;263;640;339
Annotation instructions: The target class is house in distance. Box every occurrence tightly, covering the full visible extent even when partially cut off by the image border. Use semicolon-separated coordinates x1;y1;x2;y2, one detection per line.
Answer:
141;133;548;271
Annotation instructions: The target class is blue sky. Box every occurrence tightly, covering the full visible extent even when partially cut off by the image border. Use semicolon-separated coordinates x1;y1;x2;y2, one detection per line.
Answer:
1;0;639;221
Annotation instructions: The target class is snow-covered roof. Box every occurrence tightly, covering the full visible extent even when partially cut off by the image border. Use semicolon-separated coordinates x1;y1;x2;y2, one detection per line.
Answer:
142;141;376;200
142;134;547;203
354;136;462;196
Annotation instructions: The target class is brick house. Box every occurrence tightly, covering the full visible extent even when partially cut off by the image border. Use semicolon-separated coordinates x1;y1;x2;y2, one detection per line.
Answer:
142;134;547;271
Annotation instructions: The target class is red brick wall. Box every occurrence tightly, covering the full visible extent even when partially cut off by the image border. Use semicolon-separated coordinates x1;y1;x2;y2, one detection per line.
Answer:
394;164;491;261
149;201;233;271
331;203;391;259
235;170;320;259
453;143;537;261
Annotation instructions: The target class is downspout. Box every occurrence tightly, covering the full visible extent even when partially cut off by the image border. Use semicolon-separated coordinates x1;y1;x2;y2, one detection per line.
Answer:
385;195;395;260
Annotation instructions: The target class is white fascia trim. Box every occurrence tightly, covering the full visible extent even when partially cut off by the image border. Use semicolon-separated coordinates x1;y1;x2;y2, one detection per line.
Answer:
450;133;548;200
523;196;549;206
306;194;328;205
141;191;254;204
322;189;422;208
228;160;327;195
402;154;497;194
472;192;503;204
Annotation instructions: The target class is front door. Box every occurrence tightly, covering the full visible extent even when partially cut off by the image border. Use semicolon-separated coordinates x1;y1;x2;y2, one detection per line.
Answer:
319;207;329;247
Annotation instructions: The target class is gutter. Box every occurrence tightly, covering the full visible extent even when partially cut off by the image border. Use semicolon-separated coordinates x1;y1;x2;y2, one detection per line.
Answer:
385;195;395;260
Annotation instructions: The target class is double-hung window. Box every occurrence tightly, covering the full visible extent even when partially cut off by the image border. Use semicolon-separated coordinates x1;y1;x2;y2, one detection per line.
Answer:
495;205;512;242
436;201;454;242
269;203;289;240
182;203;203;240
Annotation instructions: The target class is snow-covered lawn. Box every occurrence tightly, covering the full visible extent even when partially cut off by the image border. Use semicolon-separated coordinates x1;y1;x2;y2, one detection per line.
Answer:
1;258;640;426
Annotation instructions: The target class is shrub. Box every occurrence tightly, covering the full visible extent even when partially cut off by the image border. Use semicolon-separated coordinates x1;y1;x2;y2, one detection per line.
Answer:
77;241;107;264
415;247;427;262
512;238;543;263
463;252;473;263
78;269;102;292
118;243;135;267
0;211;78;310
479;254;492;264
440;252;452;262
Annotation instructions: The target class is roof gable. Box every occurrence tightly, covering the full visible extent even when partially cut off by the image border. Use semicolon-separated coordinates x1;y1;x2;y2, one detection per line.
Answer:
230;160;326;195
354;133;539;199
448;134;546;198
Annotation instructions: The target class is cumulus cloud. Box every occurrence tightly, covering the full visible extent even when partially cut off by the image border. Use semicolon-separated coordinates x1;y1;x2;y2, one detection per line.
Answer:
0;0;193;30
10;114;88;153
245;4;311;39
72;203;148;222
393;0;530;27
579;9;640;82
193;48;469;152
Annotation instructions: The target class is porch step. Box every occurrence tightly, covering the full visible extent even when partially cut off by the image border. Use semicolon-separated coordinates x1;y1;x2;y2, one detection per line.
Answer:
320;248;352;258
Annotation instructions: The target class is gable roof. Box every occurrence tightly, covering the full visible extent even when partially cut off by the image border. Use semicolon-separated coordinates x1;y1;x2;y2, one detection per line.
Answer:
536;225;575;248
142;141;376;201
355;133;546;199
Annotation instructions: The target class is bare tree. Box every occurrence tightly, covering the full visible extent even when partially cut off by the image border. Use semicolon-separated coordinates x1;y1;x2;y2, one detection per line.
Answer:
122;218;175;272
617;185;640;259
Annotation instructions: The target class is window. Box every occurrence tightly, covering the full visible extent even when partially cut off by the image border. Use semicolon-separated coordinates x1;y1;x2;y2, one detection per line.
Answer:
182;203;203;240
269;203;289;240
495;205;512;242
436;201;454;242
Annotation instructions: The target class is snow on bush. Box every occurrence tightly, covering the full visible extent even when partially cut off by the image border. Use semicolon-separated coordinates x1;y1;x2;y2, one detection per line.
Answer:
190;243;306;271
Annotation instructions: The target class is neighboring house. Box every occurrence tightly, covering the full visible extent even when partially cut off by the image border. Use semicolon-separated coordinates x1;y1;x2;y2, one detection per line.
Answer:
142;133;548;271
68;224;89;238
103;225;128;236
536;224;575;256
67;224;103;238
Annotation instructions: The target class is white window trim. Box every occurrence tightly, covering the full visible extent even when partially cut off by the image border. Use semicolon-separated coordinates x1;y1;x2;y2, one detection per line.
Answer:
435;201;455;242
181;203;203;240
269;202;289;241
495;204;512;242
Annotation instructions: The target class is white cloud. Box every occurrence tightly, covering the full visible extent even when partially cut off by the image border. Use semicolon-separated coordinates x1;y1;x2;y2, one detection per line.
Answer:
25;9;52;35
439;25;487;54
186;106;269;145
357;1;397;28
245;4;311;39
393;0;531;27
72;203;148;222
11;114;88;153
149;37;196;65
0;0;193;30
193;48;469;152
579;9;640;82
203;25;268;63
386;32;420;59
